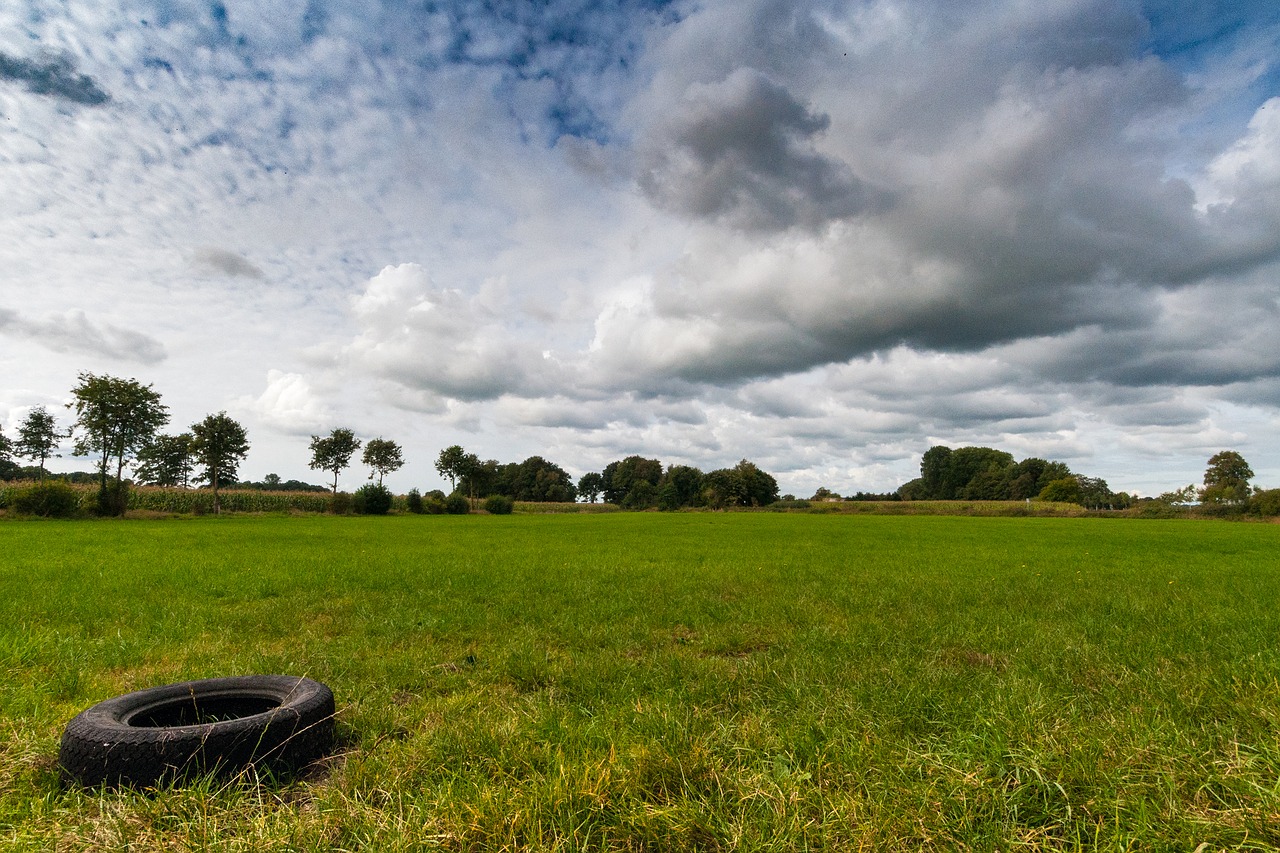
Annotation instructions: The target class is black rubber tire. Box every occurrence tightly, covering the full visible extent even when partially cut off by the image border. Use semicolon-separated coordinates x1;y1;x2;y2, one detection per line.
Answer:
59;675;335;788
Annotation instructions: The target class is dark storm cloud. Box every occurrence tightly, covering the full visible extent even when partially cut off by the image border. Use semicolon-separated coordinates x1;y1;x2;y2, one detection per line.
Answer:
0;52;109;105
638;69;890;231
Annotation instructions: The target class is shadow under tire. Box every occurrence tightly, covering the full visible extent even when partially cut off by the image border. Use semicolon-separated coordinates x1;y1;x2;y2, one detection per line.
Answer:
59;675;335;788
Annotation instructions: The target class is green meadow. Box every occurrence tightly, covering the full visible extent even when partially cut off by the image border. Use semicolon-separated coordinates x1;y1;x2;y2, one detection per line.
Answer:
2;513;1279;850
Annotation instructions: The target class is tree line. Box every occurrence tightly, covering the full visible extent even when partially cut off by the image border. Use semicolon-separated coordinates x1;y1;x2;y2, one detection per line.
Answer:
433;446;780;510
1;373;1269;518
892;444;1266;512
0;372;783;516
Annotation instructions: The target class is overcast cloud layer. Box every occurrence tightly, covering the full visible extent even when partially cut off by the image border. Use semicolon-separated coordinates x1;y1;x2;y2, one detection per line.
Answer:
2;0;1278;496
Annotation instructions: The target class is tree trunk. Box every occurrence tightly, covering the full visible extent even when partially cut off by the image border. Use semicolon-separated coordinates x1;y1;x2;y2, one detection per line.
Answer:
212;467;221;515
115;453;127;516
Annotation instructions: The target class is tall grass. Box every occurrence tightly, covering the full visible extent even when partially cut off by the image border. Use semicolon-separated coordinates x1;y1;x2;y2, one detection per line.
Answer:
1;514;1278;850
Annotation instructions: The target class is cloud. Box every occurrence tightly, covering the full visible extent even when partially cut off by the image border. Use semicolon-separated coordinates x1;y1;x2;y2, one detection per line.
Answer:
191;248;264;279
238;370;331;435
341;263;559;401
573;0;1280;399
0;308;165;364
0;51;109;105
637;69;889;230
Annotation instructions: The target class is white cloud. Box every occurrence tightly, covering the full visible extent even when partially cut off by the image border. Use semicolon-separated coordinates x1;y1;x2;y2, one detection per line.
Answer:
340;263;562;401
1199;97;1280;211
238;370;331;436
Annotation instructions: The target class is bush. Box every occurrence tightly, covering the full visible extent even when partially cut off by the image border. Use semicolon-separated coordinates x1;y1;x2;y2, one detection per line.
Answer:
329;492;354;515
354;483;393;515
1249;489;1280;518
445;494;470;515
483;494;514;515
94;481;129;516
406;488;424;514
9;482;81;518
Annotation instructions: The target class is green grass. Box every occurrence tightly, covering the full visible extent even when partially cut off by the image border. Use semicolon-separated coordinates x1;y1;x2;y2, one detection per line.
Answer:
2;514;1279;850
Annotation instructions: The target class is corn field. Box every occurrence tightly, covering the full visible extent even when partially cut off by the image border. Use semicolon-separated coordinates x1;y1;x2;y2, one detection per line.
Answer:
0;482;336;514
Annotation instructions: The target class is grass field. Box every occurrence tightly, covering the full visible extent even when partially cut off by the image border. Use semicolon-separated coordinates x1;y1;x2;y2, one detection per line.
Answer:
2;513;1279;850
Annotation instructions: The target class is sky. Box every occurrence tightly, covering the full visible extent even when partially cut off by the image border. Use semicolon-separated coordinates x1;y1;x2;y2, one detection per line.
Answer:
1;0;1278;498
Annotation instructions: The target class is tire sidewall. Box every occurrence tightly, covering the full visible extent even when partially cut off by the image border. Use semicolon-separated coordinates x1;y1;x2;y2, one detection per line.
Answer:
60;675;334;788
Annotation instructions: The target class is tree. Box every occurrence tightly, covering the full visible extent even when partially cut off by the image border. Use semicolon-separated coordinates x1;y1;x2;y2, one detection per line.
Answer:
917;445;1018;500
732;459;779;506
1038;477;1081;504
509;456;576;502
1009;458;1072;500
662;465;705;508
1200;450;1254;505
435;445;468;493
577;472;603;503
134;433;194;487
701;460;780;508
309;429;362;496
622;479;657;509
191;413;250;514
1076;476;1113;510
456;453;488;501
1156;484;1198;506
362;438;404;486
0;428;14;480
69;373;169;515
951;447;1015;500
15;406;67;484
919;445;954;499
601;455;663;504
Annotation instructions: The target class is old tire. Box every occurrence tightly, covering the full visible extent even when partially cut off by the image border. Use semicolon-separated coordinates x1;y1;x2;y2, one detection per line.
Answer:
59;675;335;788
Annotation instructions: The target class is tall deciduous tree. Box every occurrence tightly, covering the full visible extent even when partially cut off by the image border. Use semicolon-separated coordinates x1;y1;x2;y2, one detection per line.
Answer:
577;472;603;503
0;428;13;478
68;372;168;515
662;465;705;508
1200;450;1254;505
362;438;404;486
16;406;66;484
601;455;663;505
191;413;249;514
435;445;468;493
134;433;194;487
310;428;362;495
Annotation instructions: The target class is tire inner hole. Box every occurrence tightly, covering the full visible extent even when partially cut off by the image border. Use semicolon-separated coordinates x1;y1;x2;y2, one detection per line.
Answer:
129;696;281;727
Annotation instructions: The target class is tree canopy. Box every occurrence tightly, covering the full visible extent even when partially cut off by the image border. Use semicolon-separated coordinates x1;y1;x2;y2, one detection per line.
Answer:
601;456;663;505
191;412;250;514
134;433;194;488
68;372;168;515
577;471;604;503
0;428;13;479
435;445;469;494
15;406;65;484
1200;450;1254;505
362;438;404;486
309;429;362;495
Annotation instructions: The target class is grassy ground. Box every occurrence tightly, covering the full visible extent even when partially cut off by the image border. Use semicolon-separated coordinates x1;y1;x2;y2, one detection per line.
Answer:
2;513;1278;850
